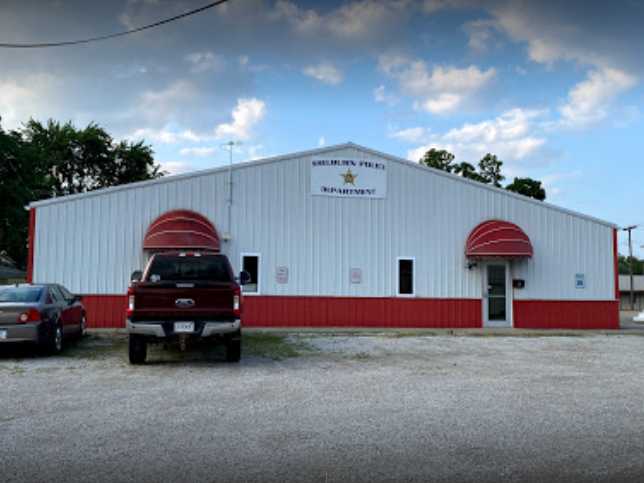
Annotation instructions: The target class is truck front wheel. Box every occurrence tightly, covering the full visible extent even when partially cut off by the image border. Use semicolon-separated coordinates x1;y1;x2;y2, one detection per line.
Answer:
225;331;241;363
128;335;147;364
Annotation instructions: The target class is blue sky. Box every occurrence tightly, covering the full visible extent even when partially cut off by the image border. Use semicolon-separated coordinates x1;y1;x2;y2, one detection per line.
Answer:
1;0;643;254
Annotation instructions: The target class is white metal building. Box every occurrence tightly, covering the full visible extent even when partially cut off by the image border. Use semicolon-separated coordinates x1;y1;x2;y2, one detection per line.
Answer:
27;143;619;329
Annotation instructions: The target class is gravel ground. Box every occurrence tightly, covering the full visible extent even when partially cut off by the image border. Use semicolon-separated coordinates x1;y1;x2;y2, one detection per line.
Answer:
2;332;644;483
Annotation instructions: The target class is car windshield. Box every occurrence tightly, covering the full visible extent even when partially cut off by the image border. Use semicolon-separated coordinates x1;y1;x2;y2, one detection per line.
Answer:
0;286;42;303
146;255;232;283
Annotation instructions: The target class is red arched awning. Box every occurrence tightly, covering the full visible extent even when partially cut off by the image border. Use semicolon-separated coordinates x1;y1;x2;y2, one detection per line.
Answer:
143;210;220;252
465;220;533;259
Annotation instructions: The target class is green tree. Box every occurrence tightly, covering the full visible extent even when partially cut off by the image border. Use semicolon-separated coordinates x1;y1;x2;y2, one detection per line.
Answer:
0;118;164;268
618;255;644;275
22;120;163;196
478;153;505;187
454;161;487;182
505;177;547;201
419;148;456;173
0;122;52;269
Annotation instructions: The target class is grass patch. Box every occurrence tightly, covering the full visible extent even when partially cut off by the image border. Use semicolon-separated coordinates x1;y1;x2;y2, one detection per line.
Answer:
243;333;313;360
61;335;127;360
351;351;373;361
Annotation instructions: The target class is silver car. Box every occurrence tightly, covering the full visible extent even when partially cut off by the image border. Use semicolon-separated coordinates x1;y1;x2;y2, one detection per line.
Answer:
0;284;87;354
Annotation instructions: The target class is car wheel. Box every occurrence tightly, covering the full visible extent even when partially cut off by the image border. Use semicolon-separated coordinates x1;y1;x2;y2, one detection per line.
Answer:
128;335;147;365
47;324;64;355
79;315;87;338
225;332;241;363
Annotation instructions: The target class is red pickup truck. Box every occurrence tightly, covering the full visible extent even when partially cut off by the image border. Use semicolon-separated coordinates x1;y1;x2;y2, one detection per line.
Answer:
126;251;250;364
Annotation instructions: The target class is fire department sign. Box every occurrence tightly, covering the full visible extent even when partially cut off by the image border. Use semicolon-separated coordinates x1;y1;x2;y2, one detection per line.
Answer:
310;158;387;198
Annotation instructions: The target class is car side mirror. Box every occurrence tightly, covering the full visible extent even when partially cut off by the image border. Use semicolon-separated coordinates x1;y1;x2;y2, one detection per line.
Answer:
130;270;143;282
239;270;251;285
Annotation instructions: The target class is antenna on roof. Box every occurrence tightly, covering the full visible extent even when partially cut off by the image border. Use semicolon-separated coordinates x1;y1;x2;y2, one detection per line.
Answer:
221;141;242;242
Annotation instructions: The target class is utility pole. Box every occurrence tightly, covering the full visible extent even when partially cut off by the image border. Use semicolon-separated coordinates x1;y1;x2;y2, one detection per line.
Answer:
623;225;638;310
221;141;241;241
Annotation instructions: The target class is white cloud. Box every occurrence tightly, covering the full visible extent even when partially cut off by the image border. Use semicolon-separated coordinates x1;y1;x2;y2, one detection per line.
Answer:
128;127;205;144
179;147;217;157
137;80;198;123
185;51;225;74
406;108;548;164
159;161;194;176
0;74;59;130
539;170;582;198
415;93;462;114
214;98;266;141
463;19;496;52
559;68;637;127
373;85;398;106
389;127;429;143
318;136;326;146
421;0;474;14
303;62;343;85
379;54;496;114
272;0;410;40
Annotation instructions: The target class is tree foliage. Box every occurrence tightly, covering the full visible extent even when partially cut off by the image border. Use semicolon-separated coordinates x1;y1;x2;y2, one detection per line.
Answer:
618;255;644;275
477;153;505;187
418;148;547;201
506;177;546;201
0;118;164;269
419;149;456;173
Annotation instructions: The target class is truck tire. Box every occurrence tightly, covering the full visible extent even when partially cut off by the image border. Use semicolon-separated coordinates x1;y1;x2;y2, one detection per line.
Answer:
128;335;147;364
225;332;241;363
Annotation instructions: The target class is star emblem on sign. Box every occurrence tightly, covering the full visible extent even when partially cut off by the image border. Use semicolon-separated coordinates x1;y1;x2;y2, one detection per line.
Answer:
340;168;357;185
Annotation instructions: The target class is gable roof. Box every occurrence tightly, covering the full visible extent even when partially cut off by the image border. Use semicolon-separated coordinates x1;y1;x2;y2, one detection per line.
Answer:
28;142;616;228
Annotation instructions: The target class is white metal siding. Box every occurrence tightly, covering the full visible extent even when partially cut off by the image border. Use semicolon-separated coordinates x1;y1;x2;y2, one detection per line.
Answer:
33;146;615;301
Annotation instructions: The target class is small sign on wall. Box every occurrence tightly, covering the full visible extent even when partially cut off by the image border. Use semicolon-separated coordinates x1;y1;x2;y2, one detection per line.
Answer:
575;273;585;289
276;266;289;284
350;268;362;284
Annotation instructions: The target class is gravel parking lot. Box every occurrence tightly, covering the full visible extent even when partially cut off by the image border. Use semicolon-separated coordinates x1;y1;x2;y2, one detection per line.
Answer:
2;331;644;482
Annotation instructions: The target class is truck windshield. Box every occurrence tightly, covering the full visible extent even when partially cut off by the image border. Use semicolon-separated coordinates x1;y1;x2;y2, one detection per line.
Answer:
146;255;232;283
0;286;43;303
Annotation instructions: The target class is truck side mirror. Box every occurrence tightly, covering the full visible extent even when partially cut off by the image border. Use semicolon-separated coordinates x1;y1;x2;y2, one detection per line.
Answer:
239;270;251;285
130;270;143;282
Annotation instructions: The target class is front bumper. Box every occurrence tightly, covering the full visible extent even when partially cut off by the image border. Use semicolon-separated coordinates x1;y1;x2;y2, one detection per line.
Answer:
0;322;43;343
126;319;241;338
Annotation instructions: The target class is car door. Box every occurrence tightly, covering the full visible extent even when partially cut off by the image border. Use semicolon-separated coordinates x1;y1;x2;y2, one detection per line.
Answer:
50;285;76;335
59;285;82;331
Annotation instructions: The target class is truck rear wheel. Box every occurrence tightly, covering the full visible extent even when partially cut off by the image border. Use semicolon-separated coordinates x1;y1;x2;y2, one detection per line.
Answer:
225;332;241;363
128;335;147;364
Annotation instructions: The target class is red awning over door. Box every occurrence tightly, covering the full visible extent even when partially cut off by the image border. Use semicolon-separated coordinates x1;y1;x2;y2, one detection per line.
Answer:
143;210;220;252
465;219;533;259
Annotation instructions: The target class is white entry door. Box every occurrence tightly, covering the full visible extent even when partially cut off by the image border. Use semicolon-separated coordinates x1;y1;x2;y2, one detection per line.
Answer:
483;262;512;327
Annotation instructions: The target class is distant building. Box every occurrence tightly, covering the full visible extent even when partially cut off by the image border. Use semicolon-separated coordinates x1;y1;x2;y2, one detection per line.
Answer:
0;253;25;283
618;275;644;311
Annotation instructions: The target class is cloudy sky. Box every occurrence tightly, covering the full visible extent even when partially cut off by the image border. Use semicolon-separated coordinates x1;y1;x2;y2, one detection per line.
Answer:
1;0;643;254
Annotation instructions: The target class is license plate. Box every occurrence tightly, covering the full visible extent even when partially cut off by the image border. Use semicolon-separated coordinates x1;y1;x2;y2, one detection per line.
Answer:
174;322;194;333
0;330;6;340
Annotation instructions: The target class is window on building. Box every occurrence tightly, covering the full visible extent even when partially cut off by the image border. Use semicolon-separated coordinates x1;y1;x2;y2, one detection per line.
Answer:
397;258;414;296
241;254;260;294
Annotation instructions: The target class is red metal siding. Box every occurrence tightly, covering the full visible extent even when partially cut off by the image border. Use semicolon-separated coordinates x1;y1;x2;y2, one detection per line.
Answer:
613;228;619;300
83;295;127;329
513;300;619;329
80;295;619;330
243;296;482;328
26;208;36;283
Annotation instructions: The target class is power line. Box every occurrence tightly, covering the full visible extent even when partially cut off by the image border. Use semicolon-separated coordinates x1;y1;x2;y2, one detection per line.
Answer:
0;0;230;49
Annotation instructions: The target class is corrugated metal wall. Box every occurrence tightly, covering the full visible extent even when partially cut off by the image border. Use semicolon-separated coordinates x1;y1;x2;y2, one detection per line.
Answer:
32;145;615;301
